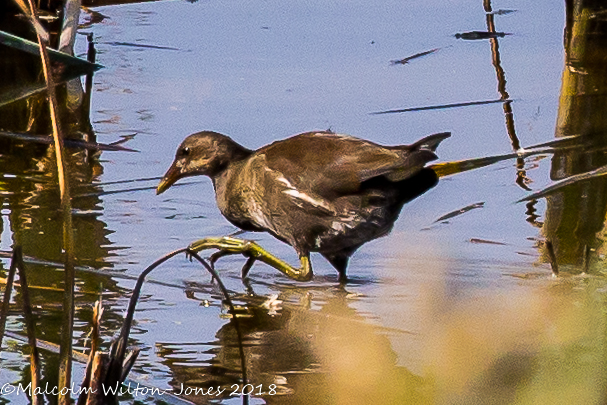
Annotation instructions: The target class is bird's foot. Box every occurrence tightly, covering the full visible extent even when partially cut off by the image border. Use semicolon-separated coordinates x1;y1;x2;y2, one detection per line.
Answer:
188;236;313;281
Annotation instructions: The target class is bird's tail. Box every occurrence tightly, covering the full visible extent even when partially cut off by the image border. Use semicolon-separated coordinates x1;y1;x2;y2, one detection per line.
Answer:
385;132;450;182
409;132;451;152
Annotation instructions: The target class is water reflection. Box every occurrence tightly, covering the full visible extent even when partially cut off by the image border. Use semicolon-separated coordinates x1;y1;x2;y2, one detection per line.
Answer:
0;1;136;391
481;0;607;273
156;288;428;404
542;3;607;271
483;0;532;192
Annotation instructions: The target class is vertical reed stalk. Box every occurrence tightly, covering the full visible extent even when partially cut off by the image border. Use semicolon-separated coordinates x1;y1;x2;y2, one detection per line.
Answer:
0;247;19;348
22;0;77;402
77;299;103;405
14;247;42;405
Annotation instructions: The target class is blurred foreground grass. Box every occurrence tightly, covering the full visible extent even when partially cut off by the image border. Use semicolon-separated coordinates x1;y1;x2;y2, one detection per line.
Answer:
423;277;606;405
299;274;606;405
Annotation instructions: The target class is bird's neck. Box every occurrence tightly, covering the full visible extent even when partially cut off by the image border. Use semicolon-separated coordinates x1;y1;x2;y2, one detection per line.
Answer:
208;143;252;180
211;166;240;221
230;144;253;162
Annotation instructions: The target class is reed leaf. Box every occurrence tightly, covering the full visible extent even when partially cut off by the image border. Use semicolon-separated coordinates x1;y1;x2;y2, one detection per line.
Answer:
0;130;137;152
517;164;607;202
0;29;102;74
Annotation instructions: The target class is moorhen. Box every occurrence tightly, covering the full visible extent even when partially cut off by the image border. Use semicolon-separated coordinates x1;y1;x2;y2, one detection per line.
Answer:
157;130;449;282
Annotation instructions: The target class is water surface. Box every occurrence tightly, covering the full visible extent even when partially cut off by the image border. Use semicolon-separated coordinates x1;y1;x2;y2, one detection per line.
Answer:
2;1;605;404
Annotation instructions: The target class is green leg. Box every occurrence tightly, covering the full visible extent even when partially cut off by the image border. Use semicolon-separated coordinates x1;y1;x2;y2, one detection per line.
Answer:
188;237;313;281
208;249;256;278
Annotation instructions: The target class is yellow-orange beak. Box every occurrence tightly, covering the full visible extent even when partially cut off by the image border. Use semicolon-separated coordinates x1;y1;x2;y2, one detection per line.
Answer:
156;163;181;195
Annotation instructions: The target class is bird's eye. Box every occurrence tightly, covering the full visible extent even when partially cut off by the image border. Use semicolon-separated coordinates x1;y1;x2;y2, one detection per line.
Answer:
179;147;191;157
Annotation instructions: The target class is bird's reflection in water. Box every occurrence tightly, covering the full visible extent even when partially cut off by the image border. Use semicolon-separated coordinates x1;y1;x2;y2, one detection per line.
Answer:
156;286;428;404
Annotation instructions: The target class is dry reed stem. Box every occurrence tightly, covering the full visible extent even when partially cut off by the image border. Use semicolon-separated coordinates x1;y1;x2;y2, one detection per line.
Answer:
14;246;42;404
20;0;78;402
0;247;19;349
86;352;109;405
77;298;103;405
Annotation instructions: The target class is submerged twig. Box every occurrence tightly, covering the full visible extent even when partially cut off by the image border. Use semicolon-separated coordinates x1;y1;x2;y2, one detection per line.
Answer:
106;248;187;394
370;98;507;115
429;144;581;179
524;135;580;149
517;163;607;202
74;180;202;198
454;31;511;40
470;238;507;245
390;47;440;65
0;247;18;349
433;202;485;223
487;9;517;16
0;130;138;152
187;250;249;405
100;41;181;51
14;246;42;404
105;248;249;405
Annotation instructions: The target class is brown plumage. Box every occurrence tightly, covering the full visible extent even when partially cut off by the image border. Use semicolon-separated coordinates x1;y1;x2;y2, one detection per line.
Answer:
157;130;449;281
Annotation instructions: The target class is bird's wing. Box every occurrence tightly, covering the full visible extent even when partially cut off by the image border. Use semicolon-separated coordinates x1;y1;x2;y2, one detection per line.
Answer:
260;131;448;198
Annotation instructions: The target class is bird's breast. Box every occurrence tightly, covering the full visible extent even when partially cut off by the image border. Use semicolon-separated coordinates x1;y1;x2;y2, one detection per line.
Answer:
213;160;277;233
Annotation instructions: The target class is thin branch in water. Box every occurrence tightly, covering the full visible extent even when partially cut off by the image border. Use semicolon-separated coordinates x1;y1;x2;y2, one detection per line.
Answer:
14;246;42;404
105;248;189;393
100;41;181;51
0;247;18;349
74;180;202;199
516;164;607;202
0;130;138;152
469;238;507;245
370;98;507;115
86;176;163;187
390;47;440;65
82;33;96;134
454;31;511;40
524;135;580;149
187;250;249;405
104;247;248;404
487;9;517;16
433;202;485;223
429;144;582;179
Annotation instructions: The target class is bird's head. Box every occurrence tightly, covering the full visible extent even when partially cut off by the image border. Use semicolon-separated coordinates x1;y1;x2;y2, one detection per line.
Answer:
156;131;251;195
